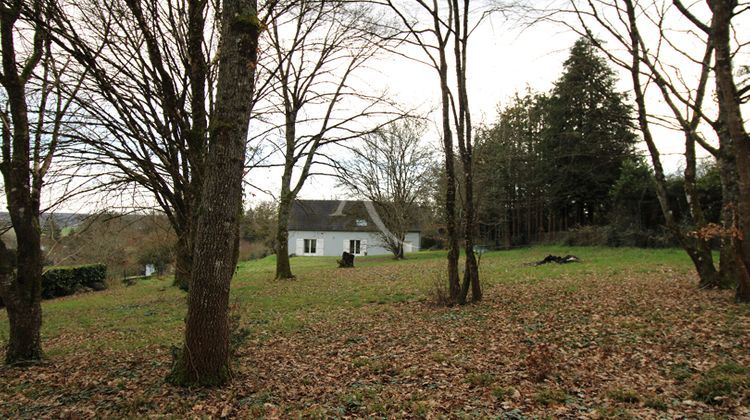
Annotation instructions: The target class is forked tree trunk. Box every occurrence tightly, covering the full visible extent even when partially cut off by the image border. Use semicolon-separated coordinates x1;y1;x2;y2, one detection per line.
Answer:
168;0;259;386
685;130;721;288
686;245;721;289
453;0;480;304
437;47;460;303
460;163;481;304
170;0;209;292
395;235;405;259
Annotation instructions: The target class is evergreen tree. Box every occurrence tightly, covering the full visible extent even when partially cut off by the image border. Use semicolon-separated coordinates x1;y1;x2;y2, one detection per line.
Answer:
475;91;547;246
542;38;637;226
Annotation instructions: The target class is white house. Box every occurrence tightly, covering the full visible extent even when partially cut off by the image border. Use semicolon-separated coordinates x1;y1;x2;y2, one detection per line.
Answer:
287;200;421;257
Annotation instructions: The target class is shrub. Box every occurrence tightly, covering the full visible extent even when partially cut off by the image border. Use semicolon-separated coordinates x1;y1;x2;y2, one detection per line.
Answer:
559;225;611;247
644;397;668;411
41;264;107;299
238;240;273;261
428;273;452;306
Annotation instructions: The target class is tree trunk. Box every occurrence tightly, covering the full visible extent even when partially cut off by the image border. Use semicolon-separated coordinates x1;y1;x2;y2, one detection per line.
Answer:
167;0;259;386
437;45;460;303
4;288;43;364
709;0;750;302
1;235;43;365
718;138;738;289
733;141;750;302
275;194;294;279
503;208;512;249
459;163;481;304
3;207;43;364
274;102;298;280
444;153;461;303
1;3;45;365
624;0;722;291
684;129;721;288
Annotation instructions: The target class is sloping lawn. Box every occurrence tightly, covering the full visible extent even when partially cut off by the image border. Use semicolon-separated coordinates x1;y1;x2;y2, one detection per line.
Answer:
1;246;749;417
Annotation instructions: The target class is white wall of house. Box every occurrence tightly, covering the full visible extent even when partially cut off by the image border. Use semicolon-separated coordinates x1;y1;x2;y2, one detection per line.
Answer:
288;230;420;256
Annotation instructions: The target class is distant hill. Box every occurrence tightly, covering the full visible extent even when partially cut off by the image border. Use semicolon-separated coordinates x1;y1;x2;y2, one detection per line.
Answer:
0;212;90;229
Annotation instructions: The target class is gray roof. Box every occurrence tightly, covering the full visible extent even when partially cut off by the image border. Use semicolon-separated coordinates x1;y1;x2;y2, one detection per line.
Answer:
288;200;420;232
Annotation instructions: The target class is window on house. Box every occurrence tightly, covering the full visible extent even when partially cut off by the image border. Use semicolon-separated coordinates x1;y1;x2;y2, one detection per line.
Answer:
355;219;368;227
349;239;361;255
304;239;317;254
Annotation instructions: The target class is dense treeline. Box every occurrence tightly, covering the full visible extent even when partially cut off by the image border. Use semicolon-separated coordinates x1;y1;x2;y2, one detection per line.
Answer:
474;39;722;249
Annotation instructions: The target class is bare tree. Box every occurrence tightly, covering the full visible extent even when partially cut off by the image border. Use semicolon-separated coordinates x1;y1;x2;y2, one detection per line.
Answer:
557;0;747;290
336;119;434;258
255;0;404;279
0;0;84;363
371;0;496;303
167;0;260;386
47;0;223;291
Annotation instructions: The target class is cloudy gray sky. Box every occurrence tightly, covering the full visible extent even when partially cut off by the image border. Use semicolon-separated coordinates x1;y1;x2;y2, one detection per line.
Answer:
11;3;743;214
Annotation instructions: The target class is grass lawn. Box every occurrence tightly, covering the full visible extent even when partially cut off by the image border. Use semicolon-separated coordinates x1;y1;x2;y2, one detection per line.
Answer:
1;246;749;417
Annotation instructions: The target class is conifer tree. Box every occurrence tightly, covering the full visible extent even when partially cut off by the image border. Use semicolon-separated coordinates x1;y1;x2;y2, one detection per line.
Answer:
542;38;637;226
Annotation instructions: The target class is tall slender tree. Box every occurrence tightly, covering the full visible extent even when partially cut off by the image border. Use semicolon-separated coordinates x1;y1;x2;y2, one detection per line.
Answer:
376;0;492;304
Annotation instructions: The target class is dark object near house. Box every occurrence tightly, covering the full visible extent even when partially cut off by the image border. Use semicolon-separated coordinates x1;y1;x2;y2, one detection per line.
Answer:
338;252;355;268
534;254;580;266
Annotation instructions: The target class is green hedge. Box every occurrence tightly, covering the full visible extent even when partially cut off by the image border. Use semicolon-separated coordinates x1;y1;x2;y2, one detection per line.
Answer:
41;264;107;299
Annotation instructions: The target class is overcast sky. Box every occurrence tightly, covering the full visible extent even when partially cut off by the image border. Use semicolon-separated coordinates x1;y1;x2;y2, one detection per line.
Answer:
250;18;580;205
7;3;744;214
